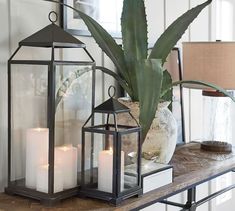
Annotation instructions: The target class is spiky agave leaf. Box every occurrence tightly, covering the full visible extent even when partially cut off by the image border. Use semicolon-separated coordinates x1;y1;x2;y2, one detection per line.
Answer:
136;59;163;140
149;0;212;64
161;80;235;102
121;0;148;100
161;70;173;103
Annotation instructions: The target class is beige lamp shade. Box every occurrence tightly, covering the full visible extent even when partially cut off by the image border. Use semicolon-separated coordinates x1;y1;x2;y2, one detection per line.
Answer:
183;42;235;90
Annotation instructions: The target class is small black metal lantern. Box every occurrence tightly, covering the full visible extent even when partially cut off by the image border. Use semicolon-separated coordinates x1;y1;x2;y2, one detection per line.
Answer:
5;11;95;205
80;86;142;205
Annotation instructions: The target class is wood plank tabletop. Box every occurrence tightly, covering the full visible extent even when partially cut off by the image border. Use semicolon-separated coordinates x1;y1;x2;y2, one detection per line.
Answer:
0;142;235;211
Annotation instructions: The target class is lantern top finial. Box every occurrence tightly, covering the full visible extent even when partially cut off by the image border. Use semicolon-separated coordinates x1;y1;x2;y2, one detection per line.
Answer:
108;86;116;98
94;86;130;114
48;11;58;24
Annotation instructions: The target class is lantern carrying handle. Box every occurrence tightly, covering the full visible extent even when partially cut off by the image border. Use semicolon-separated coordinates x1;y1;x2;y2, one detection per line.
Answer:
48;11;58;24
108;86;116;98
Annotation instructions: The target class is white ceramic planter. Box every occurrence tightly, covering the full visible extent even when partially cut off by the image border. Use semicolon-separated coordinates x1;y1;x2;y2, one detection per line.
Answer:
119;98;177;164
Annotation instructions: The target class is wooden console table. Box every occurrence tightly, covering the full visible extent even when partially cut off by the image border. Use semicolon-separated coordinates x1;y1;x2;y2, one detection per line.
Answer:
0;142;235;211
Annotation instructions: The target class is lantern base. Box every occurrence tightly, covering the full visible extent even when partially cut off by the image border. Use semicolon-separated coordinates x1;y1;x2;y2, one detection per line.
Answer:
78;187;143;205
5;185;79;206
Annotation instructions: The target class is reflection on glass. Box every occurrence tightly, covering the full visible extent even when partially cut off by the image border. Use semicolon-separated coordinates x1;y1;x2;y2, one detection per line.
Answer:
54;65;93;191
122;133;138;192
10;65;48;190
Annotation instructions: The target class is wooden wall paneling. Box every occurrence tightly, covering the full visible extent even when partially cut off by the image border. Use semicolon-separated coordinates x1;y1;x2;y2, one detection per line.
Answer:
165;0;190;47
214;0;235;41
145;0;165;46
210;0;218;41
0;0;10;192
190;0;210;41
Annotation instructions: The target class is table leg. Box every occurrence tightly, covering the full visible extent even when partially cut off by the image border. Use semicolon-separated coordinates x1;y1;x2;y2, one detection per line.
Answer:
184;187;197;211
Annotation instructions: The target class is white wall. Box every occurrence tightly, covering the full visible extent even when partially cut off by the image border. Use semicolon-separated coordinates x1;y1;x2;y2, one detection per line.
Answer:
0;0;10;193
0;0;234;211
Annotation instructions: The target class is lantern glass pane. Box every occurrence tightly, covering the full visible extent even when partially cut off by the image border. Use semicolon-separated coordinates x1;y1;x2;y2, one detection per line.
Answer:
54;64;93;191
83;131;114;193
10;64;48;191
13;47;51;61
121;131;139;192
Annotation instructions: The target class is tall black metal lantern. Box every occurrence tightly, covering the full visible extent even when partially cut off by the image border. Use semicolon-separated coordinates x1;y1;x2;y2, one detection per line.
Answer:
5;12;95;205
80;86;142;205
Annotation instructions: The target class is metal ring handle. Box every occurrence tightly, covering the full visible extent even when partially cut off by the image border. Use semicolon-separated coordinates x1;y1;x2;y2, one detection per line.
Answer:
48;11;58;24
108;86;116;98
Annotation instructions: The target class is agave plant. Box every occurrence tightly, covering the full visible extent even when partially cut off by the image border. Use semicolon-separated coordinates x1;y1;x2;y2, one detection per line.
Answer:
45;0;235;141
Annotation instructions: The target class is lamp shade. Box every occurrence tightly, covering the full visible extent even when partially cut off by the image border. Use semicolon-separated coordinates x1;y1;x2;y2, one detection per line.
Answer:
183;42;235;90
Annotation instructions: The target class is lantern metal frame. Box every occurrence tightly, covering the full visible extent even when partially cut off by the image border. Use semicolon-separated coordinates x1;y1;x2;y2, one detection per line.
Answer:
79;88;143;205
5;11;96;205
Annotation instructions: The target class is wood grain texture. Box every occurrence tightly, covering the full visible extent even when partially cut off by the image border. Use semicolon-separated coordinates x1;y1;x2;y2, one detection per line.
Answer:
0;142;234;211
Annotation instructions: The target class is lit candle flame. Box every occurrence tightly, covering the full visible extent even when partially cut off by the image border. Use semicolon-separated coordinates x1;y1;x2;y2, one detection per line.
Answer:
34;128;48;132
61;144;72;151
42;164;49;169
107;147;113;155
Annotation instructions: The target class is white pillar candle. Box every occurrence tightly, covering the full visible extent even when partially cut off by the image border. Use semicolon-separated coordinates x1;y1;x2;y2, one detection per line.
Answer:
36;164;63;193
25;128;49;188
98;148;124;193
55;144;78;189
